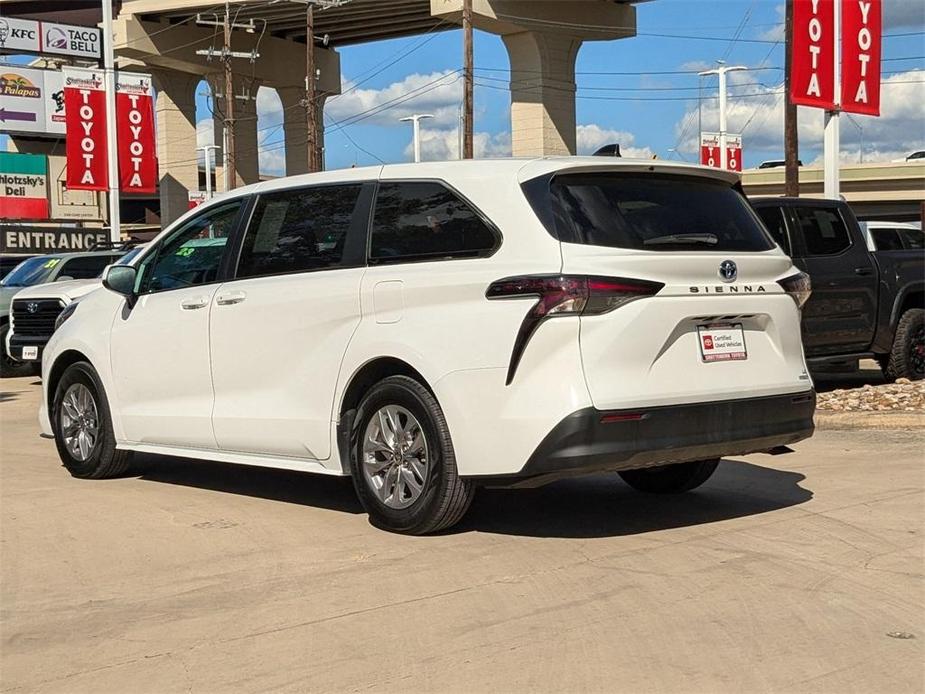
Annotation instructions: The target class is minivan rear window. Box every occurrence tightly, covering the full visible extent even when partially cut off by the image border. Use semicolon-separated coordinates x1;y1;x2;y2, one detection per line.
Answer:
544;173;774;252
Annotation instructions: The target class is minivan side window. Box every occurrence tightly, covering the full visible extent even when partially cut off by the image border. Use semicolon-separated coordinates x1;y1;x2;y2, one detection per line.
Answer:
137;200;241;293
792;207;852;256
370;182;498;263
237;184;364;279
755;207;791;255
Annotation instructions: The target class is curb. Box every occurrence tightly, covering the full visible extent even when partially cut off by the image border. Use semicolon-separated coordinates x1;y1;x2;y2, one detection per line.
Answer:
815;411;925;430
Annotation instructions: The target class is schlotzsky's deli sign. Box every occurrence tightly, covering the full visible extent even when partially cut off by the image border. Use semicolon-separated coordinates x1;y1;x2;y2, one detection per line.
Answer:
0;152;48;219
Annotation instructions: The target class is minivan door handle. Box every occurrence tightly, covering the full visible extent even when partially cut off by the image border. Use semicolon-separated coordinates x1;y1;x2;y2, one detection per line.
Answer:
854;267;874;276
216;291;247;306
180;296;209;310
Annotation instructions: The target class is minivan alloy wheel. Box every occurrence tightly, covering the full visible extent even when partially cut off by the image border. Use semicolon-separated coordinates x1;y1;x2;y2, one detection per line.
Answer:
362;405;429;509
60;383;99;462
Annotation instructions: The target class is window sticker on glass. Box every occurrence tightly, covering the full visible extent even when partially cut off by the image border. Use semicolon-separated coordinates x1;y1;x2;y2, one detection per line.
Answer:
43;258;61;269
175;246;196;257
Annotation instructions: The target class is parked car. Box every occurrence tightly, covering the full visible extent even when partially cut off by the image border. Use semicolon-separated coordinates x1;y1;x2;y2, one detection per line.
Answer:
6;246;146;373
859;221;923;252
751;198;923;380
0;250;127;377
41;159;816;534
1;254;37;281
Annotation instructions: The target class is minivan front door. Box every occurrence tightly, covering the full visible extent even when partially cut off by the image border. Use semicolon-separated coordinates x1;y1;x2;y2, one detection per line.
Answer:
110;200;243;447
209;182;372;462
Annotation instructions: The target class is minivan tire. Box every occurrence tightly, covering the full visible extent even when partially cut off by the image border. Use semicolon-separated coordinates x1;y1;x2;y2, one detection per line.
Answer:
618;459;720;494
882;308;924;381
350;375;475;534
52;361;133;479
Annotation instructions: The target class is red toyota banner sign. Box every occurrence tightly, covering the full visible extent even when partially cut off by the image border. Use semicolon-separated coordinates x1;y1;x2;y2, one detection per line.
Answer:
116;73;157;193
841;0;881;115
63;66;107;191
725;135;743;172
790;0;837;110
700;132;721;168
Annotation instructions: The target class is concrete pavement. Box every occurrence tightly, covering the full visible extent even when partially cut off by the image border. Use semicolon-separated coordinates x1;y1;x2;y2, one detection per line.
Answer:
1;375;922;693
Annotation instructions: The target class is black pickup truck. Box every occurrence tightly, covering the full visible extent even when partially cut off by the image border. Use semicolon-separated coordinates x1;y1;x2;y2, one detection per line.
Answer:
751;198;923;381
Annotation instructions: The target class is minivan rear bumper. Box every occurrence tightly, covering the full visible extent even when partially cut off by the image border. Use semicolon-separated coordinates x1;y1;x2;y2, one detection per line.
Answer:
517;391;815;483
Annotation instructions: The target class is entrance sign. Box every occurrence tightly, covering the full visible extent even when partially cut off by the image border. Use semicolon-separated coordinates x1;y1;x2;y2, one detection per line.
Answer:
0;227;109;254
790;0;837;109
63;67;108;191
116;73;157;193
700;133;721;168
0;153;49;220
841;0;881;115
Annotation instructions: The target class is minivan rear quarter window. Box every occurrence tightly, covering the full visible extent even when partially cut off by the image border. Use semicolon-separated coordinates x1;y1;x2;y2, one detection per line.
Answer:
546;173;775;252
370;181;498;263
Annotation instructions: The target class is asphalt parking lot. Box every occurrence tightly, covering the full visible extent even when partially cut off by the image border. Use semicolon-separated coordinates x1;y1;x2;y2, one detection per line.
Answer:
1;375;922;694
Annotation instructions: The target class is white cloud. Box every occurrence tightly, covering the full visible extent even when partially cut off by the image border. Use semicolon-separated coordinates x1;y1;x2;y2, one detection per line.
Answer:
260;146;286;177
576;124;655;158
403;127;510;161
325;71;462;128
674;69;925;164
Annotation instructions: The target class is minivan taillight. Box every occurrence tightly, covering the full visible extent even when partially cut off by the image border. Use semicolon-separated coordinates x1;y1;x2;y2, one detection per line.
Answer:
778;271;812;309
487;275;663;384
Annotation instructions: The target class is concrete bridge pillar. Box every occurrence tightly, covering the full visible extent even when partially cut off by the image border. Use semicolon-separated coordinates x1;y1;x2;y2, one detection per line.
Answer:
503;32;581;156
431;0;638;157
278;87;330;175
153;70;199;226
231;78;261;187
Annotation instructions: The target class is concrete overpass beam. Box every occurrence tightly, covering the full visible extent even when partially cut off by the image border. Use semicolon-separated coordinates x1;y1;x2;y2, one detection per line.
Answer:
431;0;637;156
278;86;309;176
152;70;199;226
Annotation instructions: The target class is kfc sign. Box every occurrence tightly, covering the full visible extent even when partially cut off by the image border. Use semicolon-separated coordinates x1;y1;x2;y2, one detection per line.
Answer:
841;0;881;115
63;67;107;191
790;0;837;110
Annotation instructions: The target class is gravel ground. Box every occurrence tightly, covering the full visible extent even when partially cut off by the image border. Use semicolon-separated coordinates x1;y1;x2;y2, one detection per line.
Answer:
816;377;925;412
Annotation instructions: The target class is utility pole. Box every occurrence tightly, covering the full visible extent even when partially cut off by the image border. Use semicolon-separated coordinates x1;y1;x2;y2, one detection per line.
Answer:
305;2;319;171
699;62;747;170
101;0;120;242
400;114;434;162
784;0;799;196
222;2;236;188
196;5;260;190
197;144;220;199
462;0;474;159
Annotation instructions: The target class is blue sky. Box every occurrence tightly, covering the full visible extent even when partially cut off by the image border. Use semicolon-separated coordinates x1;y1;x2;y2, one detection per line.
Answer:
3;0;924;174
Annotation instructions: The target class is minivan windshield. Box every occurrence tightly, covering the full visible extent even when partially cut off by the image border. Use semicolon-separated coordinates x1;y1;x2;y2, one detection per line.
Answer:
0;256;59;287
548;173;775;252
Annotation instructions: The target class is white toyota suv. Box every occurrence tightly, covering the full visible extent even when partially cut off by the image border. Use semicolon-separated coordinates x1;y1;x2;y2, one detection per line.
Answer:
40;158;815;534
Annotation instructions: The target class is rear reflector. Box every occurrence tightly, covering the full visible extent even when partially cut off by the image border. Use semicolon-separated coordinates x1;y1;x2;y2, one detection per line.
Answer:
487;274;664;385
600;412;645;423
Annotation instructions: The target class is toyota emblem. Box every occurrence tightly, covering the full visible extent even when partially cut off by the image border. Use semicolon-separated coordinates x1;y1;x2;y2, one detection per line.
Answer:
718;260;737;283
26;302;39;314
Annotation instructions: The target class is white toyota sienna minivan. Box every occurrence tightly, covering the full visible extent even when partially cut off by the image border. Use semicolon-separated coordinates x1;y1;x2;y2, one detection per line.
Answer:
40;158;815;534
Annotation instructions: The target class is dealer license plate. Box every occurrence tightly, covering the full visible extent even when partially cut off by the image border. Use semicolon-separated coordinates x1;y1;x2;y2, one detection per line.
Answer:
22;346;38;361
697;324;747;362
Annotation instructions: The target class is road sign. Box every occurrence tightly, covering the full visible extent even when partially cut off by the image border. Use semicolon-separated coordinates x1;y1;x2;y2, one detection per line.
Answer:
0;152;49;220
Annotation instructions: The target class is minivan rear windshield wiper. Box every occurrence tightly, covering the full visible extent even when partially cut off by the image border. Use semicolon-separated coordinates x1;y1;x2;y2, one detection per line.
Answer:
643;233;719;246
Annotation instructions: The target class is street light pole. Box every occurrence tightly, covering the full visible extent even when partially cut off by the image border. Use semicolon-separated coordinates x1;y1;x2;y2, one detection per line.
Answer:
400;114;434;162
101;0;120;242
698;63;747;170
197;145;221;199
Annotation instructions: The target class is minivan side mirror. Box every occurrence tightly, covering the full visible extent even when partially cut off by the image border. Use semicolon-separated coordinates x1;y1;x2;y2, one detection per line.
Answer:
102;265;137;307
